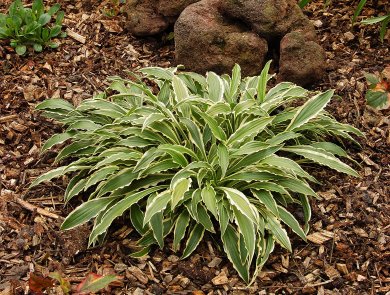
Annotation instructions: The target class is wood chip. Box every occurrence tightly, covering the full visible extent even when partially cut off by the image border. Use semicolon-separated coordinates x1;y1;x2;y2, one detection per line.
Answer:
307;230;334;244
128;266;148;284
208;257;222;268
212;272;229;286
325;265;340;280
66;28;86;44
336;263;349;275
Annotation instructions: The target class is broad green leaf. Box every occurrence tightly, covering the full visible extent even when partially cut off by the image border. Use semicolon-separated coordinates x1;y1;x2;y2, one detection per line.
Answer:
143;191;171;225
172;75;189;102
38;13;51;25
220;187;258;224
218;201;230;236
181;224;205;259
276;178;317;196
201;186;218;217
181;118;207;159
277;205;307;241
140;67;175;80
286;90;334;131
228;145;282;173
150;212;164;248
283;145;359;177
90;187;162;243
133;148;161;173
84;166;118;191
233;207;256;264
30;166;66;187
130;204;147;235
261;155;317;182
197;110;227;141
227;117;273;146
310;142;349;158
61;197;117;230
227;64;241;103
222;225;250;283
217;144;229;178
207;71;225;102
265;213;292;252
15;45;26;55
171;178;192;209
97;168;138;198
252;190;279;217
55;140;94;163
257;60;272;103
197;204;215;233
173;210;191;251
64;177;88;202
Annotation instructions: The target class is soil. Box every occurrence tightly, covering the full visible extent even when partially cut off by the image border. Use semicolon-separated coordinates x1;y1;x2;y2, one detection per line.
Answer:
0;0;389;294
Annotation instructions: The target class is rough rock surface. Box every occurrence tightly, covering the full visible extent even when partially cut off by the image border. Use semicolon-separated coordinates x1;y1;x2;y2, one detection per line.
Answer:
123;0;170;36
221;0;316;40
278;31;327;87
175;0;268;76
158;0;199;17
124;0;200;36
220;0;289;38
124;0;326;86
274;1;317;41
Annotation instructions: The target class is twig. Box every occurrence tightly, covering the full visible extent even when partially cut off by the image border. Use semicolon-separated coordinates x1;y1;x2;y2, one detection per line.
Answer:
3;190;62;220
14;197;61;219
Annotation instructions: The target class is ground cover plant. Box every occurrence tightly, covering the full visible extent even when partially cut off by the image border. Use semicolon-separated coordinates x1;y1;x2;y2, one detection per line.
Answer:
0;0;65;55
365;67;390;109
30;63;363;283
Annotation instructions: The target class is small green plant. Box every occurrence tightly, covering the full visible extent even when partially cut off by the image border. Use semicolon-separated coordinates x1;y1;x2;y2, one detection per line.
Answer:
299;0;389;41
102;0;126;17
29;271;120;294
31;63;362;283
365;68;390;109
0;0;65;55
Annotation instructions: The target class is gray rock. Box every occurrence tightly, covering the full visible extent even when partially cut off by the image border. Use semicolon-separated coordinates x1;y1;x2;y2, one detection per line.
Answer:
175;0;268;76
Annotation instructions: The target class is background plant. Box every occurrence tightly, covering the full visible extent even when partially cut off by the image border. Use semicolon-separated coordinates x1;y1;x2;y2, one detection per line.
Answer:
31;63;362;283
364;68;390;109
299;0;389;41
0;0;65;55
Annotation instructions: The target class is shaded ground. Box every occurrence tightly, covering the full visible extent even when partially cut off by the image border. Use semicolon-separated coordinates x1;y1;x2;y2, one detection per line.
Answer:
0;0;389;294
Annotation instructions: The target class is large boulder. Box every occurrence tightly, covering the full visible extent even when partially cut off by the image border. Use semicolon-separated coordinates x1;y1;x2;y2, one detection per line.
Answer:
123;0;170;36
220;0;289;39
158;0;199;17
278;31;326;87
124;0;201;36
175;0;268;76
220;0;316;40
274;0;317;41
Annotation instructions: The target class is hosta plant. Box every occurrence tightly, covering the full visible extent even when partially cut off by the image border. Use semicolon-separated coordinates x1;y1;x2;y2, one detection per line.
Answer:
31;62;362;283
0;0;66;55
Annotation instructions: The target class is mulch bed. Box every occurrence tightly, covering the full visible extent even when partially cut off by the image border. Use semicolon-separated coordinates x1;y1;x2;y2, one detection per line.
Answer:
0;0;389;294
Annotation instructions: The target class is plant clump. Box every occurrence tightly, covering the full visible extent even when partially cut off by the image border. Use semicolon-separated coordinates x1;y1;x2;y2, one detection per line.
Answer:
0;0;66;55
31;63;362;283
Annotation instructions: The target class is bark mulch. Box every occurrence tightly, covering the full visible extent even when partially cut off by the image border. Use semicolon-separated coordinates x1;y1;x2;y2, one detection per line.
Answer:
0;0;389;294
